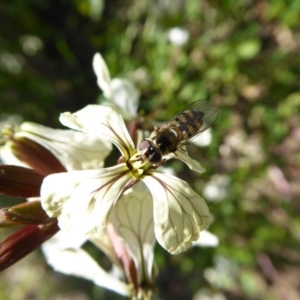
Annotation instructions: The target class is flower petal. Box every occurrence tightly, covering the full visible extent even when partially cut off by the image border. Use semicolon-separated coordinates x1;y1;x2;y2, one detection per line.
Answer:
171;147;205;173
40;165;134;236
110;182;156;283
192;230;219;247
0;141;30;168
59;105;135;159
110;78;140;119
17;122;112;170
92;53;113;99
142;171;212;254
90;226;122;269
42;232;132;297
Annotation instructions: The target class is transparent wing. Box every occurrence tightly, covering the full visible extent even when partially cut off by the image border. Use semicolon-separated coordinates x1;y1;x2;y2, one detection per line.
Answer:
159;100;219;145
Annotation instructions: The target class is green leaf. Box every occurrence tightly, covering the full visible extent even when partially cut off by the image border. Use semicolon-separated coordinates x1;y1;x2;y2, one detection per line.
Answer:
236;40;261;60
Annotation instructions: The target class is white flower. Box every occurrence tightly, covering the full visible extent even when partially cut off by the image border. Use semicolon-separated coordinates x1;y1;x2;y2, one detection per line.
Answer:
0;122;112;172
42;230;133;297
0;119;156;297
19;35;43;56
204;256;237;289
42;182;156;298
168;27;190;46
109;182;157;290
93;53;140;119
41;105;212;254
203;174;230;202
192;128;213;147
0;52;24;74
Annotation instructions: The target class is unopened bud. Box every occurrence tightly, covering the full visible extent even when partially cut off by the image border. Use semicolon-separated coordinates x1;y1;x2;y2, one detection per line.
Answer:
0;201;55;227
0;165;43;197
4;134;66;176
0;222;59;271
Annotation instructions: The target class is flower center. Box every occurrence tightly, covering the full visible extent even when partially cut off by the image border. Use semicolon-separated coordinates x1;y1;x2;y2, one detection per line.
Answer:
126;152;154;178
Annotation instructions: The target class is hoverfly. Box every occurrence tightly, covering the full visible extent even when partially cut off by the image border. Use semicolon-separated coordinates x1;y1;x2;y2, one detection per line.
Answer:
139;100;219;164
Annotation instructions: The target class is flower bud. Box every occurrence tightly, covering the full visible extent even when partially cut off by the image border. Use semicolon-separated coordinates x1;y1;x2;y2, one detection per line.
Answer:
0;222;59;271
0;165;43;197
0;201;55;227
2;125;66;176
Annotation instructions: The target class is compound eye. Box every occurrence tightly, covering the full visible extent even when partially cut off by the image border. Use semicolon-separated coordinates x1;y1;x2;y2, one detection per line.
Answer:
149;151;162;164
139;140;151;150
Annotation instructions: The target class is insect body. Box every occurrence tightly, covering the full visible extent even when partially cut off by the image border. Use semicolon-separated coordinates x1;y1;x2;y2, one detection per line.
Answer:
139;100;219;164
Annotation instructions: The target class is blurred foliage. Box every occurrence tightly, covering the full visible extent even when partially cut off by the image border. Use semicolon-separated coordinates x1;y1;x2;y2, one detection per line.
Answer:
1;0;300;299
